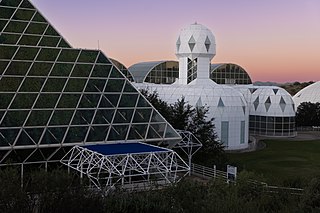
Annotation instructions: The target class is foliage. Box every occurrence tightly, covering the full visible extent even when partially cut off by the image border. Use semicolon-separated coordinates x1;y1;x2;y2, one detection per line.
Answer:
296;102;320;127
0;168;310;213
300;177;320;212
280;81;314;96
140;89;173;123
140;89;225;164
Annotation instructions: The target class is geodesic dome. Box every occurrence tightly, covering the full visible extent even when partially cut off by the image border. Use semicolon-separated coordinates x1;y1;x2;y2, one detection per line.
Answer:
293;81;320;110
236;85;296;137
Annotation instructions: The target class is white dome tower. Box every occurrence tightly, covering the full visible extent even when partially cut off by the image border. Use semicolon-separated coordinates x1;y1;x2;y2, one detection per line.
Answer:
175;23;216;84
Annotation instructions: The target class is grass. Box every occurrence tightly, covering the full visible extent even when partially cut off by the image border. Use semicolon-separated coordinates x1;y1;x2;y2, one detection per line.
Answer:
228;139;320;185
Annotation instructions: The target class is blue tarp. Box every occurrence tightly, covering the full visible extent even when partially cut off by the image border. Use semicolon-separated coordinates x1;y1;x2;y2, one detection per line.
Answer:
83;143;168;156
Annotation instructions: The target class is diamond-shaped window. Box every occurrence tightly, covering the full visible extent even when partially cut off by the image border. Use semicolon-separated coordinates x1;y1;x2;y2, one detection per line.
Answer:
176;37;181;52
280;97;286;112
188;35;196;52
265;97;271;112
253;97;259;110
205;36;211;52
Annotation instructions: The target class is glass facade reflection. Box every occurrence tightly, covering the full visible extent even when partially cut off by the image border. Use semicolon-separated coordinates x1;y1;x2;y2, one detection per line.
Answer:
210;64;252;85
144;61;179;84
249;115;296;137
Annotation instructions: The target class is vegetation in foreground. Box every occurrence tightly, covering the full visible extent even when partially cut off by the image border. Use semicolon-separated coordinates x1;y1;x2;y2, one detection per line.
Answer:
228;139;320;187
1;168;320;213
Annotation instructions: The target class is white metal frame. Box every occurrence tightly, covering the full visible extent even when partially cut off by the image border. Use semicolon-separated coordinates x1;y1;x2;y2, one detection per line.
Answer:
60;143;190;192
174;130;202;174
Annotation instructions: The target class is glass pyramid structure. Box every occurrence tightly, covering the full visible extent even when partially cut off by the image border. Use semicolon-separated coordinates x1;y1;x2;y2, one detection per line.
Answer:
0;0;180;165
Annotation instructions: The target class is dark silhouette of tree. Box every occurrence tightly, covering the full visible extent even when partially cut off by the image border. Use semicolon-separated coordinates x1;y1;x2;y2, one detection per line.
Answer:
188;106;223;155
140;90;224;161
140;89;173;123
296;102;320;127
171;97;194;130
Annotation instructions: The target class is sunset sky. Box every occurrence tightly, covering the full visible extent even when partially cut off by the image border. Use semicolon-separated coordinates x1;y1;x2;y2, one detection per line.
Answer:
30;0;320;83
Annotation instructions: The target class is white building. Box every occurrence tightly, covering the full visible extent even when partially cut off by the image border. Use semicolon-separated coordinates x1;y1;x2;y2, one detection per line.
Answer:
293;81;320;110
128;23;296;150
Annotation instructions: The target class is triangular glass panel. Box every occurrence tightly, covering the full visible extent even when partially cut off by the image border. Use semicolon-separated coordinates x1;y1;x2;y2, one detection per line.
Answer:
64;126;89;143
147;125;162;139
96;52;111;64
39;147;60;161
15;130;36;146
20;0;34;9
119;94;138;107
105;79;125;92
107;125;129;141
176;37;181;51
164;124;178;138
264;97;271;112
0;93;14;109
25;128;44;143
188;35;196;52
32;12;47;22
25;149;46;162
72;110;94;125
151;109;165;122
113;109;134;123
109;66;124;78
253;97;259;110
205;36;211;52
273;89;279;94
128;124;148;140
1;0;21;7
87;126;109;142
137;95;150;107
0;129;20;146
133;108;152;123
49;110;73;126
40;127;66;145
6;149;31;163
93;109;114;124
249;88;257;94
218;97;225;107
48;147;69;161
123;82;137;93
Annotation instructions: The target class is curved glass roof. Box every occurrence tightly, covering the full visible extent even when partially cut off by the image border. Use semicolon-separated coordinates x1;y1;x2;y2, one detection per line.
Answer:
210;63;252;85
129;61;178;84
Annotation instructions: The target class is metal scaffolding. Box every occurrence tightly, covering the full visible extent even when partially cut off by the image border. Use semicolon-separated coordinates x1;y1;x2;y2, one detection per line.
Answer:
60;142;189;192
174;130;202;175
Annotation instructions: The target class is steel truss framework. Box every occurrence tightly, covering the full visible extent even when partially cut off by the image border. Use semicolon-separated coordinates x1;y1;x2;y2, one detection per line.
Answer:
174;130;202;173
61;143;190;192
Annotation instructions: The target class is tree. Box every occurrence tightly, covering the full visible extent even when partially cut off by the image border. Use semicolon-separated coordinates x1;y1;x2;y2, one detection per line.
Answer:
296;102;320;127
139;89;173;123
187;106;222;152
140;89;225;165
171;97;194;130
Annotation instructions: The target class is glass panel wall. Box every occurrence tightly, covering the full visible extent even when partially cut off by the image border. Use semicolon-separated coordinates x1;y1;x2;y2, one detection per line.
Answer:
249;115;296;136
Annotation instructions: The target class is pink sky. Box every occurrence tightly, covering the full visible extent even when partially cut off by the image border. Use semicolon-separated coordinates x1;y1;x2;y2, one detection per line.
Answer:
31;0;320;83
